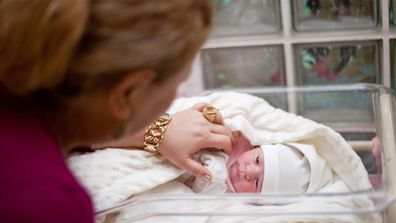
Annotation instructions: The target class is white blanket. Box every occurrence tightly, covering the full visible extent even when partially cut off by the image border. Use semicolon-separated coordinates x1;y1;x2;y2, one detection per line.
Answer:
68;92;380;223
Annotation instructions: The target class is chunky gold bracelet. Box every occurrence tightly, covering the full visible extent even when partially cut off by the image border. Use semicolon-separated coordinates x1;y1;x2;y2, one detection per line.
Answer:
143;113;172;153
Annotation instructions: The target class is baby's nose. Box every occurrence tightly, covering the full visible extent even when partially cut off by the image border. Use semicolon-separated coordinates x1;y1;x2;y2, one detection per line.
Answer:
238;166;249;179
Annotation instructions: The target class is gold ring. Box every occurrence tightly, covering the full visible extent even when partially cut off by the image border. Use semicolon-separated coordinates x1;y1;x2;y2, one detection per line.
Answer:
202;106;218;123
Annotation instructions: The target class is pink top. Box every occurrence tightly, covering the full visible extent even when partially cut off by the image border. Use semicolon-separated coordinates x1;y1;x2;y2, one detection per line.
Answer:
0;105;94;223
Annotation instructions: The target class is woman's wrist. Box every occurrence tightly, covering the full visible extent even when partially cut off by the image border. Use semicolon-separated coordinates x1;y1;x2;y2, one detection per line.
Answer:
143;113;171;153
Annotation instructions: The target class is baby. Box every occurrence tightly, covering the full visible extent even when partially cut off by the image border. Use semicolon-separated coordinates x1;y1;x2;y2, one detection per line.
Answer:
181;131;312;195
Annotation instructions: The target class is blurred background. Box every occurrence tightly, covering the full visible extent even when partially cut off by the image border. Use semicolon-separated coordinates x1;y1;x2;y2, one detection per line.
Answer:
178;0;396;97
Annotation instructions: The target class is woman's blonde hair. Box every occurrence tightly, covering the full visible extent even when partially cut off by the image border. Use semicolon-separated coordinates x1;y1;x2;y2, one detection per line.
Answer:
0;0;213;97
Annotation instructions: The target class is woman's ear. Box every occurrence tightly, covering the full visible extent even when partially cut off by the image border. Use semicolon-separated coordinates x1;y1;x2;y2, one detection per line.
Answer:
107;69;157;119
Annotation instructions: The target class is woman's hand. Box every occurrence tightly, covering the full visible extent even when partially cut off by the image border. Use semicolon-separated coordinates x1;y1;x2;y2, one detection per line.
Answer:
92;102;234;180
157;103;233;180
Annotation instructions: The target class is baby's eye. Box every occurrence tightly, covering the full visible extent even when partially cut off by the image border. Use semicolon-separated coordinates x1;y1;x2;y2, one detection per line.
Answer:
255;156;259;165
255;177;259;189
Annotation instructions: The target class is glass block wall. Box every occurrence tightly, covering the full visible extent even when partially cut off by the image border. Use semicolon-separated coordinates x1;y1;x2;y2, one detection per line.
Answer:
178;0;396;97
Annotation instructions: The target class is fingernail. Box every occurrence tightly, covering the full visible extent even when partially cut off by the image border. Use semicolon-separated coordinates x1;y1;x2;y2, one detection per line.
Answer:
203;174;212;182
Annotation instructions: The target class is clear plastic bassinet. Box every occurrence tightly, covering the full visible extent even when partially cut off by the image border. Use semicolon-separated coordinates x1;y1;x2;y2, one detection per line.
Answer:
96;84;396;223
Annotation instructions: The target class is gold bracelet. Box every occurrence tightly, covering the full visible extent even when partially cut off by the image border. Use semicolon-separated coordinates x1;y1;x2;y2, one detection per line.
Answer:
143;113;172;153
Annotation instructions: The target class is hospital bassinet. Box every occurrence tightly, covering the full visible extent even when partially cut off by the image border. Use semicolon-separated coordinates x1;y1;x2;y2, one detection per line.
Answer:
95;84;396;223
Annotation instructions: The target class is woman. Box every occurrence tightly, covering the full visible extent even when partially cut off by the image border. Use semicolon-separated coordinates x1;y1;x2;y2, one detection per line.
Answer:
0;0;232;222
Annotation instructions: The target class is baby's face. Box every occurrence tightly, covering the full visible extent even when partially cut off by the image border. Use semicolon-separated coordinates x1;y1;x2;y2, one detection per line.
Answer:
228;147;264;193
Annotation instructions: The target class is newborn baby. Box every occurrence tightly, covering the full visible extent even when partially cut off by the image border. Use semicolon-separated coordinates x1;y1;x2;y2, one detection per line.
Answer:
181;131;312;195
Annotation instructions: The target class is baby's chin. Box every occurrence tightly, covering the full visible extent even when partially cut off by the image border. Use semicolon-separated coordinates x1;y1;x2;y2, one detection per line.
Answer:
227;162;238;192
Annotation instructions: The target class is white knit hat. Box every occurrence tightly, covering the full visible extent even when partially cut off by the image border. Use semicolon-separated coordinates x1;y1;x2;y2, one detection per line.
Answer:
261;144;310;195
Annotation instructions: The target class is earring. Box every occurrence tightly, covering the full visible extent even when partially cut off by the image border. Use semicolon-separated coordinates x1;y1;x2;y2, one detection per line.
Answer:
113;120;127;139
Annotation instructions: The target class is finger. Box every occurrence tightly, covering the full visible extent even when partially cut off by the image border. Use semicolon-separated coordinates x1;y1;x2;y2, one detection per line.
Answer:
210;124;236;145
202;134;232;155
192;102;213;112
210;124;233;139
212;109;224;125
192;102;224;125
183;158;213;179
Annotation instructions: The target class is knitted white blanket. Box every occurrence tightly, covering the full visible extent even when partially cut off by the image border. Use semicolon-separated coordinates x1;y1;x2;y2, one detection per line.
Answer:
68;92;379;223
